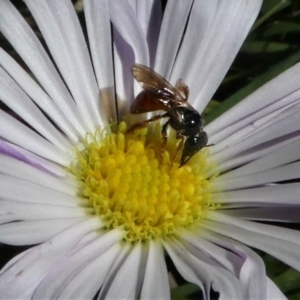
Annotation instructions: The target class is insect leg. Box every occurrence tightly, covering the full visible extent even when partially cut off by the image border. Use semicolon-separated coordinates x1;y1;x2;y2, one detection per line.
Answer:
127;113;169;133
172;131;184;161
160;119;170;160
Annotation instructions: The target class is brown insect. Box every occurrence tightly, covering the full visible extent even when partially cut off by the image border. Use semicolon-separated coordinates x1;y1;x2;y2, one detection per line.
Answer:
128;63;208;166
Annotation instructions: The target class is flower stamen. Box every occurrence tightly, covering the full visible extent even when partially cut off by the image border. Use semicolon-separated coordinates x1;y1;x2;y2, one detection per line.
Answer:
70;122;218;242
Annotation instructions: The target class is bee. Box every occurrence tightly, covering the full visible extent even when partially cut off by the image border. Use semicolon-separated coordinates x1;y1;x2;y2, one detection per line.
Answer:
128;63;208;166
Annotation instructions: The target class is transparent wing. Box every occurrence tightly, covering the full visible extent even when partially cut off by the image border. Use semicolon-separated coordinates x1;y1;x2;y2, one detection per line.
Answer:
131;64;187;104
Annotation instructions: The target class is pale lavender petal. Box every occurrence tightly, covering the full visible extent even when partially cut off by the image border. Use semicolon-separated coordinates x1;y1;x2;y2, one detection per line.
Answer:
215;133;300;174
140;240;170;299
198;228;267;299
0;141;68;177
211;109;300;164
83;0;116;121
267;277;287;300
0;249;31;275
33;229;122;299
178;229;244;276
110;0;149;114
207;62;300;138
215;161;300;191
211;101;300;156
100;242;147;299
24;0;103;130
58;243;122;299
0;218;84;245
0;140;55;175
0;218;102;298
0;154;75;194
0;48;78;142
0;201;91;225
205;212;300;272
219;137;300;179
170;0;263;112
110;0;149;66
136;0;162;67
0;66;71;151
0;105;69;166
213;183;300;205
164;237;243;299
0;174;83;206
223;207;300;223
0;0;87;135
154;0;193;78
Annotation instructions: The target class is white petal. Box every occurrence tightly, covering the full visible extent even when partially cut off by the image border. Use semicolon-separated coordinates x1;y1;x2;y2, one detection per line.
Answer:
140;240;170;299
215;161;300;191
205;211;300;272
154;0;193;78
58;242;123;299
0;218;84;245
136;0;162;66
1;142;69;177
0;154;75;194
110;0;149;114
0;0;87;135
215;134;300;174
170;0;262;112
207;211;300;246
213;183;300;205
0;140;56;176
197;229;267;299
0;200;90;224
24;0;103;130
110;0;149;66
0;174;82;206
210;104;300;162
179;229;244;276
0;66;71;152
267;277;287;300
0;248;31;275
100;242;147;299
220;137;300;179
83;0;116;120
0;218;102;298
164;237;243;299
226;207;300;223
211;100;300;155
0;110;69;165
97;243;133;299
206;62;300;138
0;48;78;142
33;229;122;299
211;109;300;164
210;95;300;149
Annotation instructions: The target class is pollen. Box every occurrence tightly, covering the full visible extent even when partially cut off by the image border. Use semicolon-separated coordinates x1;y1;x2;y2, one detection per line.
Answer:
70;122;218;242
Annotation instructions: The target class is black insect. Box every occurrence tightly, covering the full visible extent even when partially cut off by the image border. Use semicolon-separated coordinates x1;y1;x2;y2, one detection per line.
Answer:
128;63;208;166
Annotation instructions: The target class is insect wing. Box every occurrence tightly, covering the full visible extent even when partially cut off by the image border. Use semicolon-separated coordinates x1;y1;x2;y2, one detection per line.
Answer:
132;64;186;105
130;90;169;114
175;79;189;100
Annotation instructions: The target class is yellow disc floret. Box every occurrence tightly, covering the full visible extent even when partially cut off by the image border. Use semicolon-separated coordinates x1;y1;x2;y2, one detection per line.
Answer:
70;122;218;242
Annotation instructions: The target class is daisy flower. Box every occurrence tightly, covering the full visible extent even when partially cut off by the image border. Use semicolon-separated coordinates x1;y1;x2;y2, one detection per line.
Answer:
0;0;300;299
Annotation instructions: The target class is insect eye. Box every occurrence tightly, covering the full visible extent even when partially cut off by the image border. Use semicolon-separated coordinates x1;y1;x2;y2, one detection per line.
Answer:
180;133;207;166
185;136;202;149
184;111;201;128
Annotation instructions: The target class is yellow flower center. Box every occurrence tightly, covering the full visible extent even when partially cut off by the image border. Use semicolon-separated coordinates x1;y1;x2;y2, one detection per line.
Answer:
70;122;218;242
